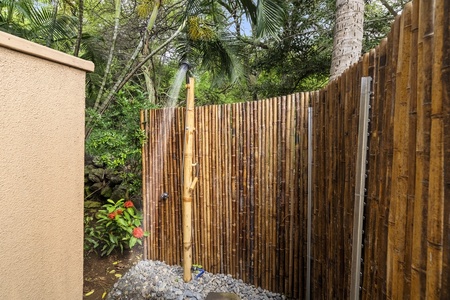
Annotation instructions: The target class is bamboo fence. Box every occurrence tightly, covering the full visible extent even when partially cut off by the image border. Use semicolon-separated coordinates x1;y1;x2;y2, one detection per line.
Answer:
142;94;311;298
141;0;449;298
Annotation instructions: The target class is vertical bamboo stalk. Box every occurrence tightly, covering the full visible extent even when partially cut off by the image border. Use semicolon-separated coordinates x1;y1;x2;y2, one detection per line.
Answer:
342;68;352;299
262;100;267;289
337;68;347;299
140;110;148;260
403;2;419;298
410;0;431;297
197;106;205;266
292;93;301;299
387;5;412;299
248;102;255;284
362;48;379;300
140;110;146;234
183;77;196;282
374;38;388;300
426;0;445;297
253;101;261;287
150;109;157;259
385;15;402;299
210;105;218;273
205;106;211;271
438;0;450;298
231;104;237;277
286;94;295;296
269;98;276;292
380;33;395;299
225;105;232;276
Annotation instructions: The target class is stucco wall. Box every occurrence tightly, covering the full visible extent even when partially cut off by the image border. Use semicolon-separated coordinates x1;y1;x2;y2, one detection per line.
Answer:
0;32;94;299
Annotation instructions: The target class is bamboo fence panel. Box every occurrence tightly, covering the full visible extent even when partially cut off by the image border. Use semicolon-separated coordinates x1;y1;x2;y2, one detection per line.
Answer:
142;96;309;298
141;1;449;297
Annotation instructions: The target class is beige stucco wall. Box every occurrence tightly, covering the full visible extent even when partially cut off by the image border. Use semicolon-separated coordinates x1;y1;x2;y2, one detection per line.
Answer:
0;32;94;299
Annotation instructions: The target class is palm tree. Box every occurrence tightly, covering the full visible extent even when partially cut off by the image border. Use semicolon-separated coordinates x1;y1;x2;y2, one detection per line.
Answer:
85;0;286;138
0;0;78;50
329;0;365;81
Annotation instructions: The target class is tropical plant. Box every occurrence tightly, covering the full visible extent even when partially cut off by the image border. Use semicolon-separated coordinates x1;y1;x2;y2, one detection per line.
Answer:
330;0;365;81
84;0;287;137
85;83;154;196
0;0;78;50
84;199;148;256
248;0;334;98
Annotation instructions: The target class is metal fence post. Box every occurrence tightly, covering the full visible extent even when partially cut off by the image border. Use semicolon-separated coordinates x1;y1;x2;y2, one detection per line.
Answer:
350;77;372;300
306;106;313;300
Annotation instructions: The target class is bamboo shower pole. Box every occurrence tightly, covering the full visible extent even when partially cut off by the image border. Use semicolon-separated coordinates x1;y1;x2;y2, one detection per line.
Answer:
183;77;197;282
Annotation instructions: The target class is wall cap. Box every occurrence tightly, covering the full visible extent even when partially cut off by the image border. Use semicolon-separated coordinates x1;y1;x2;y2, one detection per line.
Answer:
0;31;95;72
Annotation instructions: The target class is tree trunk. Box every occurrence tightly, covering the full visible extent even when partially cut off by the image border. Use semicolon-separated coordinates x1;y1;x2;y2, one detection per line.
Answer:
330;0;364;81
143;65;157;104
85;21;186;139
73;0;84;57
93;0;121;111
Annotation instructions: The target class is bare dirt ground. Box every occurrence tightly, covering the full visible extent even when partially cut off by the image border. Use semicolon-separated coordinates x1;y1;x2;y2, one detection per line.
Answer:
83;244;143;299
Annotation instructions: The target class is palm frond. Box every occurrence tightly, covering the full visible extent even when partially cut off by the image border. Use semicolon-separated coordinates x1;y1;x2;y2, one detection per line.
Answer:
27;4;77;46
255;0;286;40
198;36;243;86
237;0;257;24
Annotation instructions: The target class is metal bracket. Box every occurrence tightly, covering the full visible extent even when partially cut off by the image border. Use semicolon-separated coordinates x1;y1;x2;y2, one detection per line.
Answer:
306;106;313;300
350;76;372;300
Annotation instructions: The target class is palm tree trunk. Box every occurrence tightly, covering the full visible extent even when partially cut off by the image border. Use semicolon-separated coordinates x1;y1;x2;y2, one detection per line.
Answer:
330;0;364;81
73;0;83;57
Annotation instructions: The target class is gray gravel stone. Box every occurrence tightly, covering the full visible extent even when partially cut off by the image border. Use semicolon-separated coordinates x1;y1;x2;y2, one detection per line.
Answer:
106;260;286;300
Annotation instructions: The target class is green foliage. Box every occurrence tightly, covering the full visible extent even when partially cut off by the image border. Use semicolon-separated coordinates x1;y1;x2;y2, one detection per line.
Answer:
194;71;250;105
86;84;156;195
363;2;395;52
248;0;334;98
4;0;403;189
0;0;78;50
84;199;148;256
297;73;329;91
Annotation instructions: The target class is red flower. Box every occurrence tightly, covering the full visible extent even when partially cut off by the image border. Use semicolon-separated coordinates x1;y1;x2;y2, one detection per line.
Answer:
132;227;144;239
124;200;134;208
116;209;123;215
108;212;116;219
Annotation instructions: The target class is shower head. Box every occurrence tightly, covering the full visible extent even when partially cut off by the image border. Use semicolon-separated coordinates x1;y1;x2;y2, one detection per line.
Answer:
179;60;191;70
180;60;192;84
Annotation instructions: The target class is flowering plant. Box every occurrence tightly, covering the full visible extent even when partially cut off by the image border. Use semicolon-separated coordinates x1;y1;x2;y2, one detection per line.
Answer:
85;198;149;256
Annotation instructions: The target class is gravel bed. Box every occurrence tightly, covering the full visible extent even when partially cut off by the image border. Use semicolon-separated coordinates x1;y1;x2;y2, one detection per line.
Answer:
107;260;286;300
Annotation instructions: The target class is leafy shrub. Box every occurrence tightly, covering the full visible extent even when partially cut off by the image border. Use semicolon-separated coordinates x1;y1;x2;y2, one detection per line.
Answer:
86;84;157;198
84;199;148;256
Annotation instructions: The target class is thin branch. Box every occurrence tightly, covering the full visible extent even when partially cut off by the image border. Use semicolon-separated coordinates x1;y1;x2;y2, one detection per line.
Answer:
102;20;186;112
85;21;186;139
379;0;398;17
93;0;121;110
